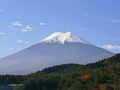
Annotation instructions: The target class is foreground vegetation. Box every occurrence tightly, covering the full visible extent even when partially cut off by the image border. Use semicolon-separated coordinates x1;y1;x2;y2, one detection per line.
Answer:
0;54;120;90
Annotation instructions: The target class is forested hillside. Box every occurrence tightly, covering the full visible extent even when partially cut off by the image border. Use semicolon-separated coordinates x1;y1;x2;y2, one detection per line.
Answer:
0;54;120;90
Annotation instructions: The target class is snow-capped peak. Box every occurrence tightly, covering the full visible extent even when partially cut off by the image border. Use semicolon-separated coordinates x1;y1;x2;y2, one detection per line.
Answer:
41;32;89;44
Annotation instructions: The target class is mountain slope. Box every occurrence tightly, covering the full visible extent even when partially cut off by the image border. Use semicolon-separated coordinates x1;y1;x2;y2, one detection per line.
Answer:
0;32;114;75
39;54;120;74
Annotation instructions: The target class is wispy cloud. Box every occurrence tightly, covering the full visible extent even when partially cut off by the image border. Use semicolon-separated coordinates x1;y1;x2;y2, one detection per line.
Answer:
0;32;6;35
100;44;120;50
11;20;47;33
8;48;15;50
2;47;16;51
11;21;23;27
40;22;46;26
11;20;33;32
21;25;32;32
16;39;29;44
16;39;24;44
106;18;120;23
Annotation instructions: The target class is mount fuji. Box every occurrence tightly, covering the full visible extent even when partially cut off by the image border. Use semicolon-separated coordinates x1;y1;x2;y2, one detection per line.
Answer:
0;32;114;75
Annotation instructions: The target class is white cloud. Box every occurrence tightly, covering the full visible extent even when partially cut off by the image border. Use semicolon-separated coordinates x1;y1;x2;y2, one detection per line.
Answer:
8;48;15;50
25;41;30;44
40;22;46;26
21;25;32;32
0;32;6;35
16;39;24;44
16;39;29;44
11;21;23;27
11;21;33;32
2;47;15;51
11;21;46;32
100;44;120;50
107;18;120;23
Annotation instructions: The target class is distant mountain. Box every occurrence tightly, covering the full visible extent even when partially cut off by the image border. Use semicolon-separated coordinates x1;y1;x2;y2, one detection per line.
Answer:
0;32;114;74
39;54;120;74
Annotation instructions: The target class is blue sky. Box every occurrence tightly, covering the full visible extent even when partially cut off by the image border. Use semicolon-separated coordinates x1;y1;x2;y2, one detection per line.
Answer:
0;0;120;58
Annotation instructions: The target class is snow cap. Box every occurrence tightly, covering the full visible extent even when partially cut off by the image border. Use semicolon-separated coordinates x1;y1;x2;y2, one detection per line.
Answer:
41;32;89;44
